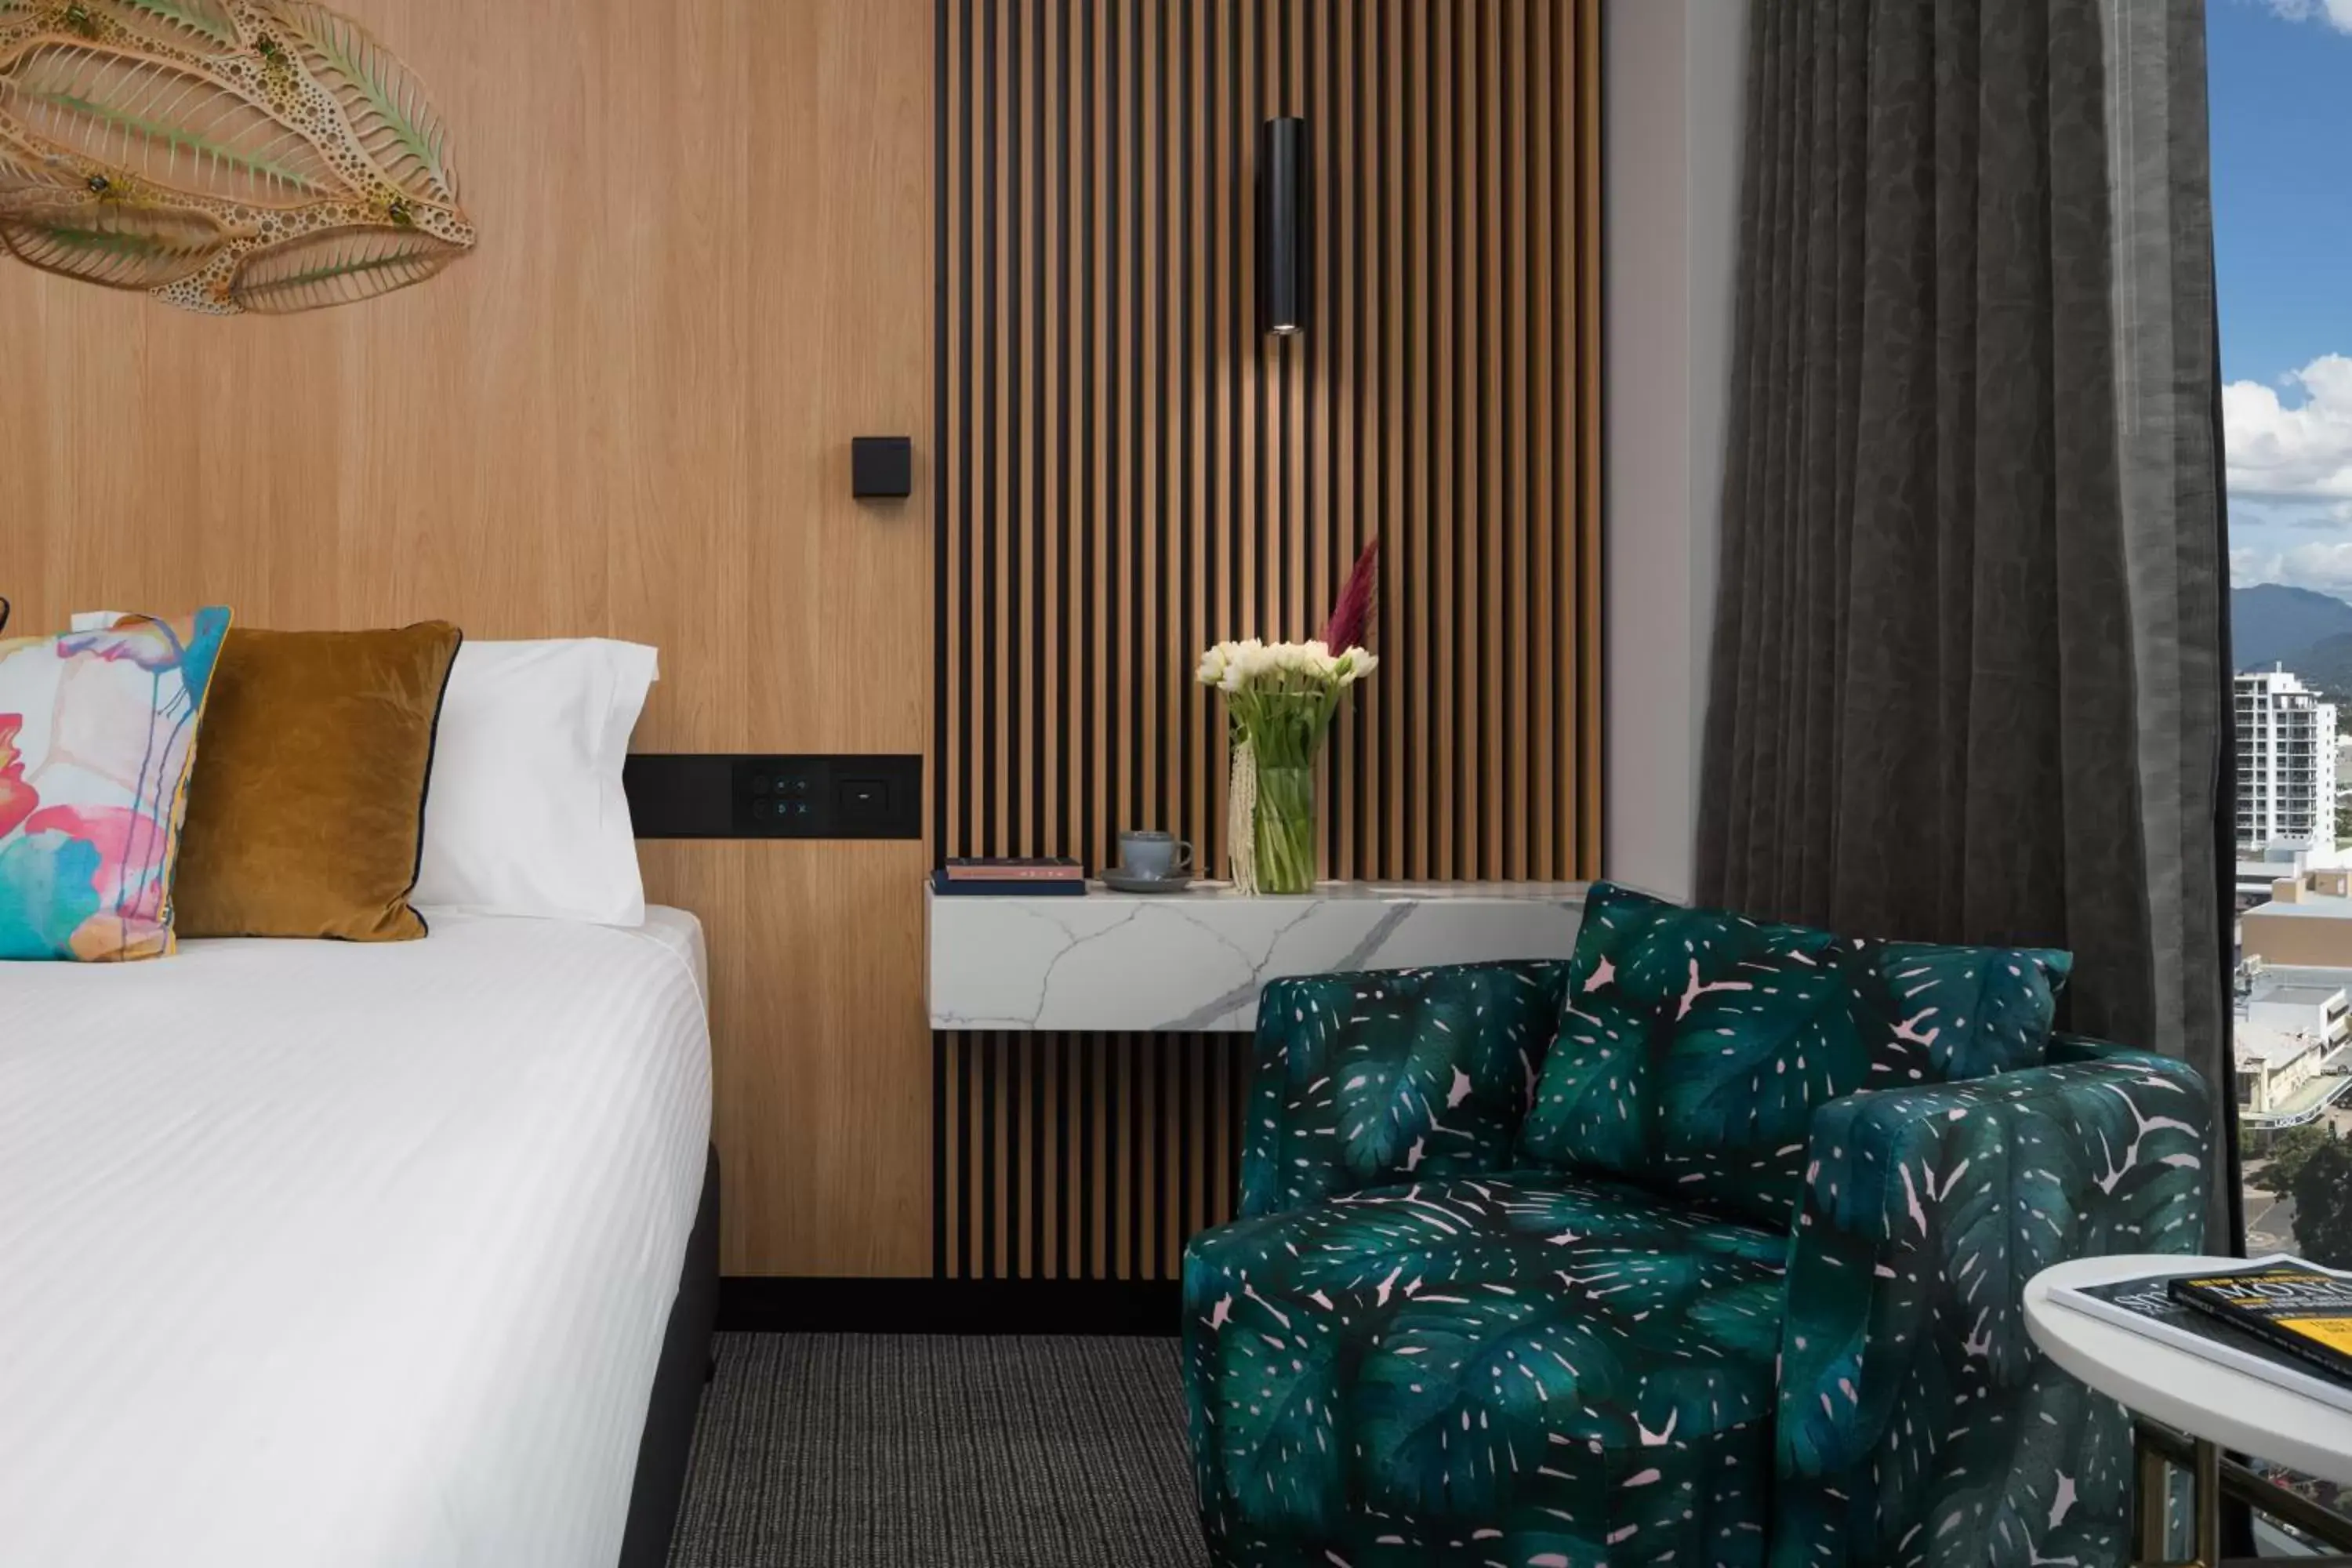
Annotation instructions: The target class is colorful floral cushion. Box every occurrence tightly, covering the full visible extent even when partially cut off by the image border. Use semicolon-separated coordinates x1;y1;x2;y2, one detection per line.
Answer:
0;608;231;960
1185;1170;1789;1565
1515;882;2071;1227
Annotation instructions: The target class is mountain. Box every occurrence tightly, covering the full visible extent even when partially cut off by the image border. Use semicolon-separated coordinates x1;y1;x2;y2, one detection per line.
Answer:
2234;584;2352;674
2271;630;2352;699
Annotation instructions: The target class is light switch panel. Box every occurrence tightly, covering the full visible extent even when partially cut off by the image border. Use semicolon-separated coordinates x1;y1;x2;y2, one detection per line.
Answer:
624;754;923;840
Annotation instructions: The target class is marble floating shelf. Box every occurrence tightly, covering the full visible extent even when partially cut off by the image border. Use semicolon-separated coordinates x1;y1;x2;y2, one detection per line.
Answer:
926;880;1590;1033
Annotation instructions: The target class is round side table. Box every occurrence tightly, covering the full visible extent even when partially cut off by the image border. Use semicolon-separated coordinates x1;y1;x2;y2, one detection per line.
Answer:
2026;1254;2352;1566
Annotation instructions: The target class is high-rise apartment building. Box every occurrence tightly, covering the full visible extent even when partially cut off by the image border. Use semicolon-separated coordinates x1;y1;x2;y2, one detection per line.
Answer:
2237;666;2339;851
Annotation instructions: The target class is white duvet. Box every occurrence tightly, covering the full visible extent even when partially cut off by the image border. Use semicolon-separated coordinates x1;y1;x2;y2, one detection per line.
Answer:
0;909;713;1568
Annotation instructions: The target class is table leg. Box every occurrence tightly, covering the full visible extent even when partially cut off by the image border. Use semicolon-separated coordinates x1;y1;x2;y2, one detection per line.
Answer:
2191;1438;2223;1568
2133;1426;2236;1566
2129;1416;2352;1565
2135;1429;2171;1563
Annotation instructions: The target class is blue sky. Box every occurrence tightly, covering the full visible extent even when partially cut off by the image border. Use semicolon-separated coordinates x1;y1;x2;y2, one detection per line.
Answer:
2218;0;2352;592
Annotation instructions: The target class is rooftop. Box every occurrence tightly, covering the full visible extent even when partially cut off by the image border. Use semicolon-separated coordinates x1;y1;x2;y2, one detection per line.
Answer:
2257;983;2346;1007
2235;1026;2328;1066
2249;964;2352;987
2245;891;2352;920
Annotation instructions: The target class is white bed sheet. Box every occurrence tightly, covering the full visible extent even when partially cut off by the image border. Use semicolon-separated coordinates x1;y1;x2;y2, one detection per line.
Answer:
0;909;714;1568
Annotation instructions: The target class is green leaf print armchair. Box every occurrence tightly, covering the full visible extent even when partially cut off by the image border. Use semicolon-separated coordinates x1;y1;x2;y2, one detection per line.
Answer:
1181;883;2214;1568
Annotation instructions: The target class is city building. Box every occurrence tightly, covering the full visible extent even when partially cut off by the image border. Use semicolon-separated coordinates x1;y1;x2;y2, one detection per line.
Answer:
2236;666;2339;851
2237;842;2312;913
2241;868;2352;967
2235;962;2352;1133
2233;884;2352;1141
2238;1025;2344;1127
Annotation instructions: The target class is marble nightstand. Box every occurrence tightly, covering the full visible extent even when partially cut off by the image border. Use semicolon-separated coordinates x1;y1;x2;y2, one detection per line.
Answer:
925;880;1590;1033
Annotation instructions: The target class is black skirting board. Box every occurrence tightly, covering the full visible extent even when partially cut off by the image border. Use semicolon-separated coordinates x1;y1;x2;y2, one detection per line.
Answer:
617;1145;720;1568
717;1276;1181;1336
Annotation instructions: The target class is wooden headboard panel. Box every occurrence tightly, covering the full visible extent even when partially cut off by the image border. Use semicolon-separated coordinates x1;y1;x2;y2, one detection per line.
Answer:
928;0;1604;1285
0;0;936;1276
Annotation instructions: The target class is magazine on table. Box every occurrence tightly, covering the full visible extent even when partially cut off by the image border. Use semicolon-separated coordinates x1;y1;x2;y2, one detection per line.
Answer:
2050;1254;2352;1416
2170;1262;2352;1385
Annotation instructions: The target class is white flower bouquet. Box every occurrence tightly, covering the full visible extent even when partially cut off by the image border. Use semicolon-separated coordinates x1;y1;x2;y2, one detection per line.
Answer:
1196;543;1381;895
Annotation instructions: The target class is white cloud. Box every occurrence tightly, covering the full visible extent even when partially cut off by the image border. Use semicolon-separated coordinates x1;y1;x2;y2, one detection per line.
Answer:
2232;542;2352;594
2226;355;2352;503
2262;0;2352;31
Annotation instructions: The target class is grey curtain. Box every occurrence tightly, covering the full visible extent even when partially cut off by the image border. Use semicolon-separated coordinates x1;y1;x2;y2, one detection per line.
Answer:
1697;0;2229;1234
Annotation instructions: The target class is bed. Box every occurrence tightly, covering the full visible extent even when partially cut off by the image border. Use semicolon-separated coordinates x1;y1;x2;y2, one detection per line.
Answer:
0;908;716;1568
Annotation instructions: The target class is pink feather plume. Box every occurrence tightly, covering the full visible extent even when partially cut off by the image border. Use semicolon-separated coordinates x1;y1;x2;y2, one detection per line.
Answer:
1320;538;1381;652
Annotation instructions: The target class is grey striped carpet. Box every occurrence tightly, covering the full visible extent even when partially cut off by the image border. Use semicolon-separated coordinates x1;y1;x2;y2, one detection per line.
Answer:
666;1334;1210;1567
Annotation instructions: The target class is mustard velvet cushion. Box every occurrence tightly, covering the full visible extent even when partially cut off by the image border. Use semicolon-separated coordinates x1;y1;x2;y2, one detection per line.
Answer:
173;623;463;941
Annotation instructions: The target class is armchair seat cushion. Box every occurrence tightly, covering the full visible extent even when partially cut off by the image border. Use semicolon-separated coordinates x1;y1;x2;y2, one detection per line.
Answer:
1184;1171;1791;1566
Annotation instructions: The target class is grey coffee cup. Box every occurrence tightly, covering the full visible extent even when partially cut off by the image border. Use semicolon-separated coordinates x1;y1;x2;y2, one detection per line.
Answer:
1116;830;1194;880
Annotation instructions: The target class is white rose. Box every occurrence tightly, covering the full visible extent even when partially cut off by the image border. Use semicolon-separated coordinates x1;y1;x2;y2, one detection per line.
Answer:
1196;645;1229;686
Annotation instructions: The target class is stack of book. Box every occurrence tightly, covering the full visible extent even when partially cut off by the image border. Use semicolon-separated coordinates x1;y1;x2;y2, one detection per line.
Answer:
2053;1253;2352;1412
930;857;1087;896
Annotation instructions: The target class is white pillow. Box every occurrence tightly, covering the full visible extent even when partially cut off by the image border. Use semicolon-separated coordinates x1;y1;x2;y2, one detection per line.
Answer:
411;639;658;926
71;619;659;927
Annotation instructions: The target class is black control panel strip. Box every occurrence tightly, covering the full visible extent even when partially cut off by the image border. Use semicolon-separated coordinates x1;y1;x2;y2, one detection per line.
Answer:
623;754;924;840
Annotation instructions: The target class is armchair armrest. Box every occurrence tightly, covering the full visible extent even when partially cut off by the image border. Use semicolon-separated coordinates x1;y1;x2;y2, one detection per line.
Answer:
1236;959;1567;1219
1772;1040;2212;1566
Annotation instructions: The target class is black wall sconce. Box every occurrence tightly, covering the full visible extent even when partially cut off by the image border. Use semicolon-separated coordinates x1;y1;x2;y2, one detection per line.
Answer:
1260;117;1308;336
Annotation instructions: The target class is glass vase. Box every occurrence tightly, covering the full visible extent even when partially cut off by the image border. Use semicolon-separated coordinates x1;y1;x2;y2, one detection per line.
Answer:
1252;760;1317;895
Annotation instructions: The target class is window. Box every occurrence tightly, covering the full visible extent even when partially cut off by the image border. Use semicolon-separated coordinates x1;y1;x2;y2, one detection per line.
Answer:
2216;0;2352;1546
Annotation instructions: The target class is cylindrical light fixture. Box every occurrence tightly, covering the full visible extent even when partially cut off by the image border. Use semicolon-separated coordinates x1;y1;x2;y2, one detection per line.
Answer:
1259;117;1308;336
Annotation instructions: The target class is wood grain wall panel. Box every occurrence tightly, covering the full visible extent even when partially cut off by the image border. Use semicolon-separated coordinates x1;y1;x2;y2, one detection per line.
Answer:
0;0;935;1278
934;1033;1253;1281
936;0;1600;1279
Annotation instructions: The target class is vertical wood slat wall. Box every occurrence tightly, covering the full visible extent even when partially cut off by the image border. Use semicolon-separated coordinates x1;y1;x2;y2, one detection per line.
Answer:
935;0;1602;1280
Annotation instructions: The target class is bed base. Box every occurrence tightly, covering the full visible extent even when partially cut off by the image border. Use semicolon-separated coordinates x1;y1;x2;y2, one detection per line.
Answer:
616;1145;719;1568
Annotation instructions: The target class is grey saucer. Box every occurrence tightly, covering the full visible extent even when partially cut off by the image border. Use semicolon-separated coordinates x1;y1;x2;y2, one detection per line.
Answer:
1101;870;1196;894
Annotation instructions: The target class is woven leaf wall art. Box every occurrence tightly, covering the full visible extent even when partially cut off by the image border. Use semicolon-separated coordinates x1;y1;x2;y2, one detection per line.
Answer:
0;0;473;315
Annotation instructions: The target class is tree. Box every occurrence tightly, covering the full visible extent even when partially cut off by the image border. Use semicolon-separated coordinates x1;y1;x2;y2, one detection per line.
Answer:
2285;1132;2352;1269
2258;1120;2336;1196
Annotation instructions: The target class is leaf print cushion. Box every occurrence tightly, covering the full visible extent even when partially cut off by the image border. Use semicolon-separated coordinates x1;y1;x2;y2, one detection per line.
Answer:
1515;881;2071;1227
1239;960;1569;1219
0;608;231;961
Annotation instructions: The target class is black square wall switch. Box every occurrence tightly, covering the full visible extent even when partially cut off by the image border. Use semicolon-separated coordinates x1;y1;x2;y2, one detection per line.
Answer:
852;437;913;499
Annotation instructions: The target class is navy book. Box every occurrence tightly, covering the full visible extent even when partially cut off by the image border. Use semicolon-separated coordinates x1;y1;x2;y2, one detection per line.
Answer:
940;857;1083;881
931;864;1087;896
